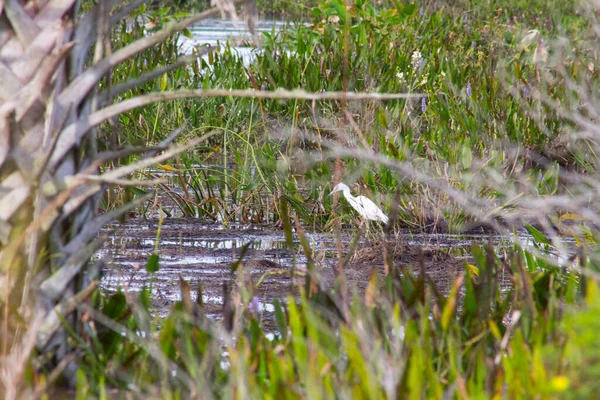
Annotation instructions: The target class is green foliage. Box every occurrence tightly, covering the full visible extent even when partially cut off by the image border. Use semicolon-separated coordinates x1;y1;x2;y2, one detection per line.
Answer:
50;239;591;398
102;0;594;231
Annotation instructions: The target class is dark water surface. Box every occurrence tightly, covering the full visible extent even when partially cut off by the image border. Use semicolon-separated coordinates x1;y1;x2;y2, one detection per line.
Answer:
98;218;531;318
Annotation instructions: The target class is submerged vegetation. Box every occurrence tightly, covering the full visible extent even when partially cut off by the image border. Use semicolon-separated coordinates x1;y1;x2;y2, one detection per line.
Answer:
4;0;600;398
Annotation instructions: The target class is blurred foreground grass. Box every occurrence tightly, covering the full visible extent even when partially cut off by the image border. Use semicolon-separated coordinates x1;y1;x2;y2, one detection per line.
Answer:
65;235;592;398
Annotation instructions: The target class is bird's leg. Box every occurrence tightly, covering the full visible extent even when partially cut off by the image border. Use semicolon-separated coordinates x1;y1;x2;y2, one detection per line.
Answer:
363;219;371;240
367;221;381;242
358;218;374;244
381;221;388;243
358;218;366;235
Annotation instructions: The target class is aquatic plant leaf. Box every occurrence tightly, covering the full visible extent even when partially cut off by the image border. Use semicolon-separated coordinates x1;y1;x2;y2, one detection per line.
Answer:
377;106;389;127
160;73;168;91
139;287;151;312
127;187;148;197
565;270;579;304
525;224;550;245
159;317;178;359
273;298;287;340
462;264;477;324
398;4;417;16
471;242;486;268
175;12;193;20
585;279;600;306
146;253;160;273
75;368;90;400
287;298;307;369
442;273;464;332
103;290;128;320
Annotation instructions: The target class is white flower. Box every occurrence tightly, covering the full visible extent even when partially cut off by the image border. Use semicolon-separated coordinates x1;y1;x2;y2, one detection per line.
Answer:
411;51;423;70
396;71;405;80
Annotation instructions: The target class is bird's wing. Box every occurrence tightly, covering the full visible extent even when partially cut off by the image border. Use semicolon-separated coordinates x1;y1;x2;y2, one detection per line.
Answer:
355;196;389;223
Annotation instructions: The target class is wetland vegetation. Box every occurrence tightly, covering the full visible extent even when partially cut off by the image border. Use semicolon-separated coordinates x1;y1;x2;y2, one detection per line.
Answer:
3;0;600;398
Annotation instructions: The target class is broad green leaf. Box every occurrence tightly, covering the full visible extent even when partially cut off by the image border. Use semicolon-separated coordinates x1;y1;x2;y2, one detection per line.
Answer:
146;252;160;273
525;224;550;245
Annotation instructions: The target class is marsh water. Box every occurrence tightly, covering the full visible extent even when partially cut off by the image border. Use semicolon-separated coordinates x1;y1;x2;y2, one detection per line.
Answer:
98;216;522;317
178;18;291;65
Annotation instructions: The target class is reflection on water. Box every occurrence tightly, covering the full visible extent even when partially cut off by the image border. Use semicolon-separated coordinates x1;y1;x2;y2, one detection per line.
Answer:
178;18;290;65
100;219;577;318
186;18;289;47
100;221;309;316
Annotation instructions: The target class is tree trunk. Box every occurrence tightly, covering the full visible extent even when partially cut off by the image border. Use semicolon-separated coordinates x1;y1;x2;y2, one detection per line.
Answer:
0;0;243;393
0;0;117;382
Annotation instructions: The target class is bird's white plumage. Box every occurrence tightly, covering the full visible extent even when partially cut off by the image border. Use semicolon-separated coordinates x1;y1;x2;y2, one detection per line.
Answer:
331;182;389;224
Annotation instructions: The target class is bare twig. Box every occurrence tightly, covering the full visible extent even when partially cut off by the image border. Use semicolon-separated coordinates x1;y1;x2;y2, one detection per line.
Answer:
51;89;423;167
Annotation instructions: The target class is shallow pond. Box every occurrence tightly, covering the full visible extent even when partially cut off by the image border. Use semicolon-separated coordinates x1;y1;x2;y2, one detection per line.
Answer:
179;18;290;65
99;218;525;318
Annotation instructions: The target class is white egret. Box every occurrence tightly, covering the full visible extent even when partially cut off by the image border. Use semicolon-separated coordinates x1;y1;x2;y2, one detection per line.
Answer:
331;182;389;224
